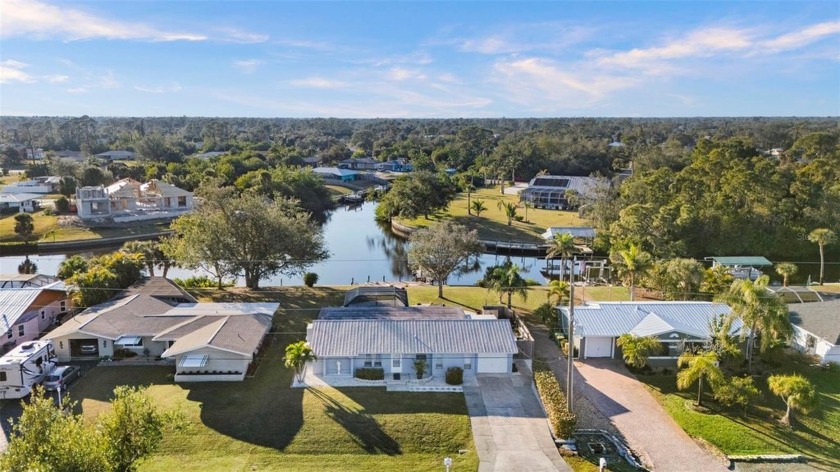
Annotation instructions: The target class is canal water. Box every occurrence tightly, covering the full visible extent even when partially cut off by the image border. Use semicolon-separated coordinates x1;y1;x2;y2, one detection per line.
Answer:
2;202;836;287
0;203;553;287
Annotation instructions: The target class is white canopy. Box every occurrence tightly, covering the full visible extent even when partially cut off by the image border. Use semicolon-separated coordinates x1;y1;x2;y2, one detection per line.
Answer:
180;354;208;368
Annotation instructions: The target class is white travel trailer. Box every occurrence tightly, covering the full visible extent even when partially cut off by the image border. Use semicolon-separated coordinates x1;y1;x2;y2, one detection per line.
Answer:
0;340;57;399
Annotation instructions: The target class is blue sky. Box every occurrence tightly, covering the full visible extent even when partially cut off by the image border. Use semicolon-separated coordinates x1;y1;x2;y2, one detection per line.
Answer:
1;0;838;117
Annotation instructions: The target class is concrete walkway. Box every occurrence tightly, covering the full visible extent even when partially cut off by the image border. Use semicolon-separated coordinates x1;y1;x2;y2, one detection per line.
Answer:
464;372;569;472
528;321;729;471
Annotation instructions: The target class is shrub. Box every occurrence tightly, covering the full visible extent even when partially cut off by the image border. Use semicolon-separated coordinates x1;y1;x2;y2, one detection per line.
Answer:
714;376;760;413
514;215;524;222
303;272;319;287
42;207;54;216
354;367;384;380
54;196;70;214
173;276;232;288
445;367;463;385
533;302;556;326
533;363;576;438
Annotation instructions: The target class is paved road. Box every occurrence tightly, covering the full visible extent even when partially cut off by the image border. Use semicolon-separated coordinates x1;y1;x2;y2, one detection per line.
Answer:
528;322;729;472
464;372;570;472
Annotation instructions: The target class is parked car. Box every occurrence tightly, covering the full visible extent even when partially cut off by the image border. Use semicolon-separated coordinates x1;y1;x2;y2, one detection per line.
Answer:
79;344;97;355
43;366;81;391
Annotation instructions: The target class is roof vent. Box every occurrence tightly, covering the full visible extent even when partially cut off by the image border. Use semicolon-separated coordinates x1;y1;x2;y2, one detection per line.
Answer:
20;343;35;350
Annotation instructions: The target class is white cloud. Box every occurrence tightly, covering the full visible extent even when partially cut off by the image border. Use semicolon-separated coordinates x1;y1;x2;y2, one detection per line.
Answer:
289;77;348;89
134;82;182;93
1;0;207;41
66;87;87;94
1;59;71;84
596;27;753;73
217;28;269;44
232;59;264;74
0;60;34;83
761;21;840;52
493;57;639;109
386;67;426;81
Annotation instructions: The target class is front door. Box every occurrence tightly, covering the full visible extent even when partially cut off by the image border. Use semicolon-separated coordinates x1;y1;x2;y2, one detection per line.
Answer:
392;357;402;380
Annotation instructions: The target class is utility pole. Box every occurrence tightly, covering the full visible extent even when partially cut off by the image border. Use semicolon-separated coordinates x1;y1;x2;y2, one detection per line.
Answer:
567;256;575;411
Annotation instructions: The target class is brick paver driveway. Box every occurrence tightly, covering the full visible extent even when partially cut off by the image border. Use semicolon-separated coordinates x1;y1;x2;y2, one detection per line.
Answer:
576;360;729;472
464;372;570;472
528;322;729;472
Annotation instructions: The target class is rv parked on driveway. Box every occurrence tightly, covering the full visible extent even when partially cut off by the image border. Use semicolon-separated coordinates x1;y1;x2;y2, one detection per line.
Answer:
0;340;57;399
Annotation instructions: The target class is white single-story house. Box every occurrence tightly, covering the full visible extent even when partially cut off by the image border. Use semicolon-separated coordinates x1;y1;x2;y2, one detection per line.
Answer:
0;278;69;352
0;193;41;213
519;175;604;210
788;300;840;364
95;150;136;161
541;226;597;241
306;305;518;383
45;277;278;381
558;302;740;360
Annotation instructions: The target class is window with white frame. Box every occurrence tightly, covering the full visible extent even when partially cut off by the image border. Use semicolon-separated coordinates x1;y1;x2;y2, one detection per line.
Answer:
364;354;373;367
17;325;24;337
60;301;66;312
41;311;45;320
464;361;472;370
373;354;382;367
6;329;11;340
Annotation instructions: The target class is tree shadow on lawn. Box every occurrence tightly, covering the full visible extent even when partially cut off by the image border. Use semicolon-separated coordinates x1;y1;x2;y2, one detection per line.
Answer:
307;388;402;455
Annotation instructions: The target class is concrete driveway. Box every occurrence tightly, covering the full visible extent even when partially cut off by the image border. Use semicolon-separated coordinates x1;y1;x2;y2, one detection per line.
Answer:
576;359;729;472
464;372;570;472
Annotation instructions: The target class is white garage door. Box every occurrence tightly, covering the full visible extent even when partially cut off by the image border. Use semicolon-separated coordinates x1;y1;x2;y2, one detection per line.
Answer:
476;354;509;373
585;337;613;358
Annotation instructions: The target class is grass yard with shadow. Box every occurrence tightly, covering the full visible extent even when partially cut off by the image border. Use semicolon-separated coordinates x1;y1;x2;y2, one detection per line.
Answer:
638;356;840;471
68;290;478;472
396;186;585;243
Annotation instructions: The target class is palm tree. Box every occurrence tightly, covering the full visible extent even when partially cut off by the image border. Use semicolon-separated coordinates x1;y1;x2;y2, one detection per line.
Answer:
546;232;576;283
13;213;34;242
616;334;663;369
488;262;528;309
122;240;163;277
496;201;517;225
610;244;653;301
767;374;817;428
521;200;533;223
470;199;487;217
775;262;798;288
546;279;570;305
720;275;791;372
808;228;836;285
677;351;724;407
284;341;317;383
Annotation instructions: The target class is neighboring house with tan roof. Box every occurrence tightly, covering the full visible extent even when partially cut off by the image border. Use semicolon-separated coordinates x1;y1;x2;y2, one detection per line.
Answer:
45;277;277;381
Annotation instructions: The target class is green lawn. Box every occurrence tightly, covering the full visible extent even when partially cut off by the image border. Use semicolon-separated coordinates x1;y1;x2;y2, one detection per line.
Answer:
68;290;479;472
0;210;171;242
395;186;586;243
325;184;353;198
638;358;840;469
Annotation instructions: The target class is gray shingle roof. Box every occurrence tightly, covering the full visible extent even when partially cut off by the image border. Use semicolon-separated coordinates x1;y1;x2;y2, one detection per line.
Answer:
789;300;840;344
559;302;739;338
307;319;517;357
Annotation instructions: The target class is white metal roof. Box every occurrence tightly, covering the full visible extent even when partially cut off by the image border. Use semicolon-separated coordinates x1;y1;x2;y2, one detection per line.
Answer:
307;319;518;357
559;302;740;338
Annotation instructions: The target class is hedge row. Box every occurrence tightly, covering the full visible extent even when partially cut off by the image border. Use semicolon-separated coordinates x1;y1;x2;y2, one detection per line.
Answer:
354;367;384;380
533;363;577;439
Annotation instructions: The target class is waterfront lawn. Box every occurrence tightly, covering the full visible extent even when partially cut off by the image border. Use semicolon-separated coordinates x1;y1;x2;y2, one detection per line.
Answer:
396;187;585;243
638;357;840;469
325;184;353;198
70;303;479;472
0;210;171;242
